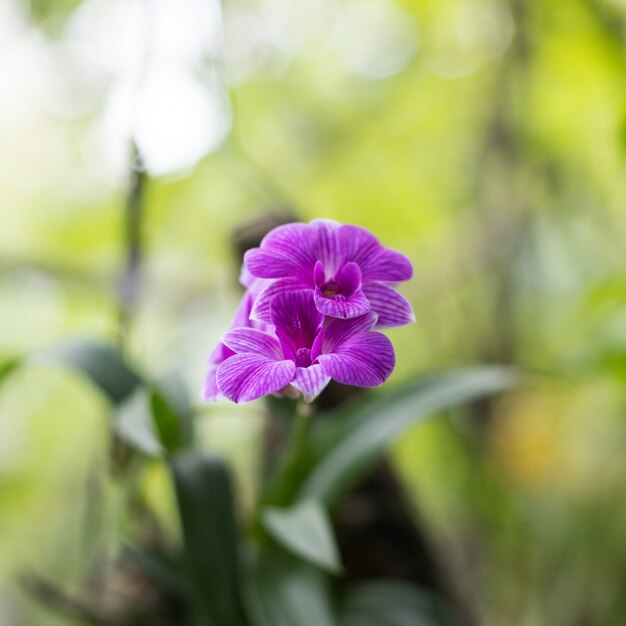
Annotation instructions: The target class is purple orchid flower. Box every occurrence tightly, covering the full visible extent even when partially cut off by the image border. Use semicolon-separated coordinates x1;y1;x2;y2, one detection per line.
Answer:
215;290;395;403
244;219;414;329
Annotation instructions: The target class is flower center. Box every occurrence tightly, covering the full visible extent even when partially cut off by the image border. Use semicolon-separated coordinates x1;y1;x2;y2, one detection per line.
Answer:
294;347;312;367
314;260;362;302
322;280;341;297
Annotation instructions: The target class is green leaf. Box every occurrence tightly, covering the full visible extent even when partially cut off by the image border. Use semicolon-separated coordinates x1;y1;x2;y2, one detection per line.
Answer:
261;500;342;574
114;389;163;457
170;452;244;626
155;373;194;446
301;367;518;506
150;388;186;453
114;380;193;457
243;546;336;626
46;338;143;404
338;580;459;626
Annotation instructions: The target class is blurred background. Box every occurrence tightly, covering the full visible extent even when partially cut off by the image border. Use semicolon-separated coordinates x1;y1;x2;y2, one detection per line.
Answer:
1;0;626;624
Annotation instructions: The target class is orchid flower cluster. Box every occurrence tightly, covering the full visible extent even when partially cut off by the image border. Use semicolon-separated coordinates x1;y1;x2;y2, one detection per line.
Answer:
204;220;415;403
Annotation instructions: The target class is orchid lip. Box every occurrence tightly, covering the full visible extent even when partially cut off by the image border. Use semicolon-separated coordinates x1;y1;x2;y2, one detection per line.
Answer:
315;260;362;300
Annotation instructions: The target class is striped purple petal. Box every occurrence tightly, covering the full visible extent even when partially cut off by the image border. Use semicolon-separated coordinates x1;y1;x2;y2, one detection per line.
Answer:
321;312;378;353
317;332;395;388
362;283;415;329
203;362;223;401
362;249;413;283
243;222;317;280
216;353;296;403
243;248;301;279
336;224;412;283
291;364;331;400
222;327;283;359
336;224;382;267
270;290;324;357
310;219;342;275
262;222;318;265
251;277;311;322
313;288;370;319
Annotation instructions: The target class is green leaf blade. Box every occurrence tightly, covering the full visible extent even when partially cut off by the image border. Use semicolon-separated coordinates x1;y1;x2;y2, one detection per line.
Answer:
46;338;142;404
262;500;342;574
150;389;186;453
170;451;244;626
301;367;518;506
114;389;163;457
338;580;460;626
243;547;336;626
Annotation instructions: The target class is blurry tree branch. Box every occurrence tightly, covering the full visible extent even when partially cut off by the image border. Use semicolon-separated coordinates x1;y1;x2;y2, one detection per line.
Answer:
117;142;148;351
467;0;533;373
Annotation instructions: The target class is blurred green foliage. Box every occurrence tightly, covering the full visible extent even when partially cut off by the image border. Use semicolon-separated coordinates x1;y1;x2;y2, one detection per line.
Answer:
1;0;626;624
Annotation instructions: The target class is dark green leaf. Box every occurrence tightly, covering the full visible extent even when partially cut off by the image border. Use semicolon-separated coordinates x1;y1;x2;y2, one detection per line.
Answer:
301;368;518;505
46;338;142;404
243;546;336;626
262;500;341;574
338;580;460;626
155;373;195;446
170;452;244;626
150;389;186;453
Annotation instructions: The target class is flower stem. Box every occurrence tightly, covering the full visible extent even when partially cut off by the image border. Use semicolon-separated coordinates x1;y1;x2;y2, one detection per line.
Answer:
260;401;312;509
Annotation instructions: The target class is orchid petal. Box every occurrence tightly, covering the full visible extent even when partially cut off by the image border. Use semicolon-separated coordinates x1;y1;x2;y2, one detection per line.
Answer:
222;327;283;359
262;222;316;263
317;333;395;387
321;313;378;353
361;249;413;283
336;224;412;282
270;290;324;353
239;265;256;289
291;365;331;401
310;329;324;362
208;339;234;365
314;260;326;286
313;288;371;319
362;283;415;329
335;262;362;296
311;219;342;274
244;223;317;279
243;248;303;279
251;277;311;322
216;353;295;403
337;224;382;266
203;363;221;401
